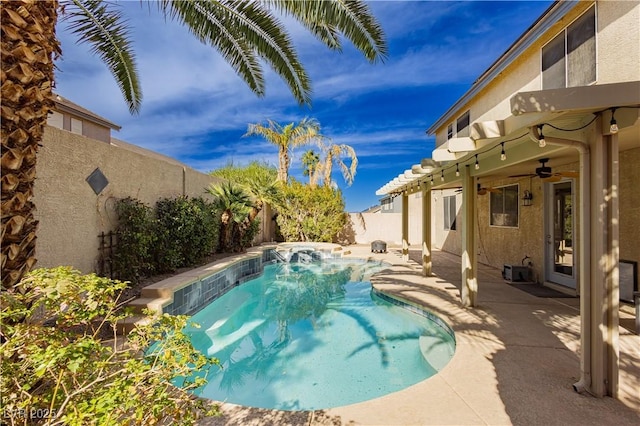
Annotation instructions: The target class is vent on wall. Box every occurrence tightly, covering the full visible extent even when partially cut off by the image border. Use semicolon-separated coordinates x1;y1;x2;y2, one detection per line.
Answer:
86;168;109;195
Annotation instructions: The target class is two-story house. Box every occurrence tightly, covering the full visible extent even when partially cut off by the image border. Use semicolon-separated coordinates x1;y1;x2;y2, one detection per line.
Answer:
376;0;639;400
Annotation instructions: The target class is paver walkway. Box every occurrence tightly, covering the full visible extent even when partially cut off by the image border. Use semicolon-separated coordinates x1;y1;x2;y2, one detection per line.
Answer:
199;245;640;425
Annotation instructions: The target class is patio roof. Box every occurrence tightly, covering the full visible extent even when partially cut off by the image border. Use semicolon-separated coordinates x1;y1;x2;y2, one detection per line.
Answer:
376;81;640;197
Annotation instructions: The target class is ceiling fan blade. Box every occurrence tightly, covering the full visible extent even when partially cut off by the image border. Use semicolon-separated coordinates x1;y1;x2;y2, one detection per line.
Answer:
487;188;501;193
541;175;562;182
509;174;536;178
559;171;579;178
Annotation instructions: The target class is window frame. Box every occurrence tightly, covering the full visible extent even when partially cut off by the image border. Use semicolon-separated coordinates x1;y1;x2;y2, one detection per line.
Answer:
443;195;457;231
456;110;470;137
489;184;519;228
541;5;596;90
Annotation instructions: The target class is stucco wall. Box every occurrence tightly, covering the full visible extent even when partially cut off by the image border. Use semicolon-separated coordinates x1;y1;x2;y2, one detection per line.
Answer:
33;126;223;274
432;189;462;256
434;0;640;144
620;147;640;287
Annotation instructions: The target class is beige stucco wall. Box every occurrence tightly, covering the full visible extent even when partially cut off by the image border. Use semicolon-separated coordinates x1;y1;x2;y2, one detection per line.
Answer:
435;0;640;145
620;147;640;286
33;126;223;274
346;193;429;247
430;148;640;288
432;189;463;256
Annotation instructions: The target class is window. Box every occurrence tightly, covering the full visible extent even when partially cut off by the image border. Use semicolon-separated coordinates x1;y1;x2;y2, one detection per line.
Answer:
490;185;519;227
542;6;596;89
447;124;453;140
456;111;470;137
71;117;83;135
47;111;63;129
443;195;456;231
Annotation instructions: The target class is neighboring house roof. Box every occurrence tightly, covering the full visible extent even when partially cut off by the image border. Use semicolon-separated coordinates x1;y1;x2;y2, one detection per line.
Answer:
52;93;122;131
362;204;381;213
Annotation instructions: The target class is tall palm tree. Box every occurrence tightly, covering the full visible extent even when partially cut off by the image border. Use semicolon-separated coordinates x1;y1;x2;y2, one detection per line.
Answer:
244;118;323;183
319;140;358;187
301;149;320;187
1;0;387;288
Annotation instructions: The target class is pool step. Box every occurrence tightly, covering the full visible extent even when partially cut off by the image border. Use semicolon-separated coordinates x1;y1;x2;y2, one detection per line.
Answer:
116;314;153;335
127;297;171;315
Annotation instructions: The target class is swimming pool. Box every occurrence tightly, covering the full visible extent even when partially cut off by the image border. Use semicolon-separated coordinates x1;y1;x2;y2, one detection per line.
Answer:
183;258;455;411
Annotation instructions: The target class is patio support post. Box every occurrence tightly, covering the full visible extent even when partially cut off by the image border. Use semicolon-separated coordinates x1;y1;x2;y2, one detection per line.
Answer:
543;133;591;395
589;118;620;397
402;191;409;261
461;165;477;307
422;185;432;276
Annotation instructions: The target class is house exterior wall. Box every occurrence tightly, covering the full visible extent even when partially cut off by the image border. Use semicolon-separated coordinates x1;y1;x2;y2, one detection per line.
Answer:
432;189;463;256
434;0;640;146
619;147;640;286
428;0;639;287
81;120;111;143
33;126;223;274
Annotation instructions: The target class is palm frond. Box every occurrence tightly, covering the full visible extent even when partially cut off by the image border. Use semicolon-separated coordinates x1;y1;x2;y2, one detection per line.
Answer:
63;0;142;114
263;0;388;62
162;0;311;105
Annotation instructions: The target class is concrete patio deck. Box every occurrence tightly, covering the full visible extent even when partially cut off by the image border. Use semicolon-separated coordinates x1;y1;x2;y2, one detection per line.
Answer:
199;245;639;426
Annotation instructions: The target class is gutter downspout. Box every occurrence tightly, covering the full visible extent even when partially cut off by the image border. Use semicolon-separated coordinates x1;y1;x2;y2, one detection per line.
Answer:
529;127;591;393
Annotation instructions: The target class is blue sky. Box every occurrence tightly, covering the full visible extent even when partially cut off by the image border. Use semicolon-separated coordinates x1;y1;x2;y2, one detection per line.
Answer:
53;0;553;212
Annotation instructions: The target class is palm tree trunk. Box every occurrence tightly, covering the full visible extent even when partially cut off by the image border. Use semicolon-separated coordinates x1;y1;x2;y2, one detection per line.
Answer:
1;0;60;288
323;151;334;187
278;146;289;183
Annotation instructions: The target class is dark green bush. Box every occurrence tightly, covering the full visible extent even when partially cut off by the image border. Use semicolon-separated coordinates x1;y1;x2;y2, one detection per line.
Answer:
155;197;219;272
113;197;156;282
114;197;220;282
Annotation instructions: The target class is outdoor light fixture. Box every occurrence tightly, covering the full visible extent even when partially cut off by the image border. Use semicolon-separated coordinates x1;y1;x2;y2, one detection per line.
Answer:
441;170;445;182
500;142;506;161
455;163;460;177
474;154;480;170
522;190;533;206
610;108;619;134
537;125;546;148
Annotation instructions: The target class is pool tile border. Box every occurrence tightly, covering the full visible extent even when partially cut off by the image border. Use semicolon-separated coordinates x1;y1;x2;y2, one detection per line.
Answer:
372;288;456;344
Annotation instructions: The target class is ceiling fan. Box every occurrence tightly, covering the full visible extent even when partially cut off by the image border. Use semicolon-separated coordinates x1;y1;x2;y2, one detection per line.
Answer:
509;158;579;182
455;183;501;195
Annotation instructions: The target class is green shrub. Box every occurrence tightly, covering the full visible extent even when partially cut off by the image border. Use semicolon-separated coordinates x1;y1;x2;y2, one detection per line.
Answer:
113;197;156;282
114;197;220;281
155;197;219;273
276;181;347;242
0;267;219;425
239;218;261;250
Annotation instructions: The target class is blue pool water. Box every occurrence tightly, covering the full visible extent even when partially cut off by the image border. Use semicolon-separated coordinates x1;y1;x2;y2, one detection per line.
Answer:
183;259;455;411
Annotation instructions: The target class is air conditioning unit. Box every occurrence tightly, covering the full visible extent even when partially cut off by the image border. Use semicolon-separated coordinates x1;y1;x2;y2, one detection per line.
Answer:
503;264;529;283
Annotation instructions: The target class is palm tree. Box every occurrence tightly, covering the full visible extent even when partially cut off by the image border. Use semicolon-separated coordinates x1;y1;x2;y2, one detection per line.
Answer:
210;161;280;234
1;0;387;288
206;182;252;252
319;140;359;187
244;118;323;183
301;150;321;187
